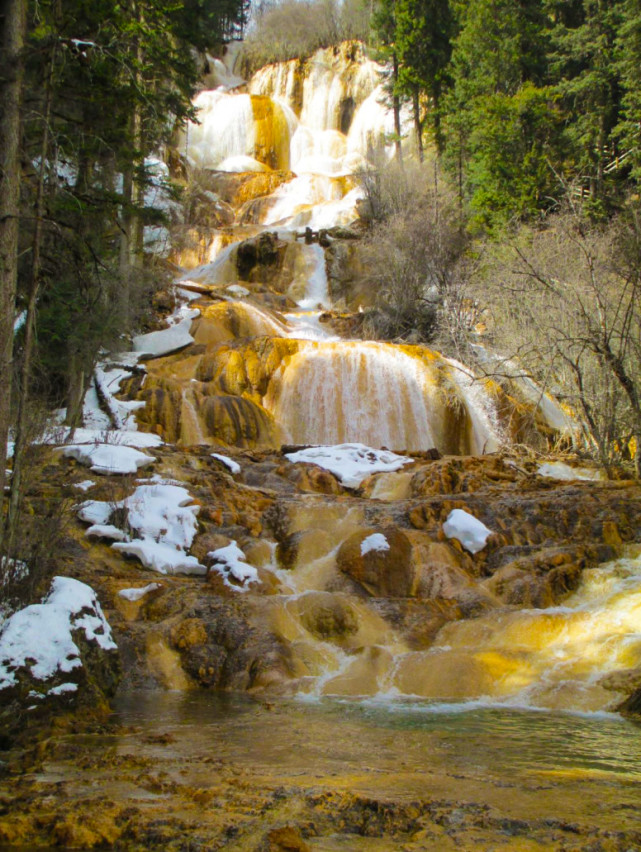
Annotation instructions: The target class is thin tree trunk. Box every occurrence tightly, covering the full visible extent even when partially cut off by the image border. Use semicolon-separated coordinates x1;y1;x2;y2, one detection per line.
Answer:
119;160;134;321
119;1;144;323
392;51;402;163
0;0;27;554
412;86;423;163
5;47;55;553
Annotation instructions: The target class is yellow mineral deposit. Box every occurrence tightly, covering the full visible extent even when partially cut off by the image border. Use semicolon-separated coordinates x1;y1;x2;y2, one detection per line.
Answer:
126;37;640;718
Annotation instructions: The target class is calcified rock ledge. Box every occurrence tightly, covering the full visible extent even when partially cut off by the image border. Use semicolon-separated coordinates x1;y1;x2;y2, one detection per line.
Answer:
2;443;641;848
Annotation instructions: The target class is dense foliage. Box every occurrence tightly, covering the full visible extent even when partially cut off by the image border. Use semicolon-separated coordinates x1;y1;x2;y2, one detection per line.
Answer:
356;0;641;469
0;0;248;561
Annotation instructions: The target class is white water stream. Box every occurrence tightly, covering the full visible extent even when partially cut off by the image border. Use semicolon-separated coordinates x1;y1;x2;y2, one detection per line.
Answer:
157;43;641;717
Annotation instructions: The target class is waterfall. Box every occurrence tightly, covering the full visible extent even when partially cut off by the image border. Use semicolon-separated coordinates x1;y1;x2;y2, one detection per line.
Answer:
110;39;641;726
264;341;476;452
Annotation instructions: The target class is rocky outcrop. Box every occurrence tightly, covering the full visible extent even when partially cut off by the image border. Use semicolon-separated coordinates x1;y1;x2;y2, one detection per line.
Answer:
337;528;414;596
0;577;120;742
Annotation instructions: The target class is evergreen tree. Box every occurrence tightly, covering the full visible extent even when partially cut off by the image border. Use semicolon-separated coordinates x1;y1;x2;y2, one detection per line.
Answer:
394;0;455;155
547;0;624;200
372;0;403;161
442;0;561;223
616;0;641;182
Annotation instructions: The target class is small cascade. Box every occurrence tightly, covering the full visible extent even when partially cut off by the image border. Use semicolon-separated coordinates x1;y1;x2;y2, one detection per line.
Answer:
193;301;288;346
384;551;641;711
183;91;294;172
179;389;207;445
248;42;393;169
445;358;503;455
263;341;500;453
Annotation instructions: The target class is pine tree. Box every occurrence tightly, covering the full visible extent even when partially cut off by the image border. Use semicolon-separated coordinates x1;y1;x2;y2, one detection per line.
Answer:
547;0;625;199
616;0;641;182
442;0;560;223
394;0;455;155
372;0;404;160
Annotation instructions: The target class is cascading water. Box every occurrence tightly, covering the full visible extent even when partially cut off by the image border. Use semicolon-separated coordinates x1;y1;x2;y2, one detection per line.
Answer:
264;341;481;452
144;41;641;721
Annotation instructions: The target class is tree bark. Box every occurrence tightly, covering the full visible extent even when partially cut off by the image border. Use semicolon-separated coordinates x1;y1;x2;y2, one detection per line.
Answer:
5;46;55;553
412;85;423;163
0;0;27;554
392;51;402;163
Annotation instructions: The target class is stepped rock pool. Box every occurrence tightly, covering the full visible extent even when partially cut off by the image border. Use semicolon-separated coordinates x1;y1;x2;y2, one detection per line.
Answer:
3;692;641;850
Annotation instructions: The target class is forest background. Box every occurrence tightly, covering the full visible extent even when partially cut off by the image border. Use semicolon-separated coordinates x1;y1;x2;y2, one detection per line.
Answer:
2;0;641;579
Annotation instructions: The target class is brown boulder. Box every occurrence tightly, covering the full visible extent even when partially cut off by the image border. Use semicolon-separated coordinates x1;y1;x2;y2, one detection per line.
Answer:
337;528;414;597
297;593;359;640
263;825;311;852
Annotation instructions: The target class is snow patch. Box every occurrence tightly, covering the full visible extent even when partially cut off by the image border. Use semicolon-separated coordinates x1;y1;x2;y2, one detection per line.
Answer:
133;307;199;358
61;443;155;475
79;482;205;576
46;427;162;449
443;509;493;555
208;541;258;591
360;533;390;556
85;524;129;542
118;583;162;602
0;577;116;692
114;540;205;575
537;461;606;482
74;480;95;492
211;453;241;474
285;443;413;488
0;556;28;586
13;310;27;335
48;682;79;696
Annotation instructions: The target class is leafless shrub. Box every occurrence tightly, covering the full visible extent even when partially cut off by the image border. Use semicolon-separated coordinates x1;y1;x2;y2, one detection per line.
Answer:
473;207;641;473
355;161;472;344
240;0;370;73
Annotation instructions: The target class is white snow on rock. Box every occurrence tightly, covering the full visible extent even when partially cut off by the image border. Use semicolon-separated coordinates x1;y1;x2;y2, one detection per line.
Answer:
360;533;390;556
114;540;205;575
443;509;493;555
46;427;162;449
226;284;250;298
133;307;199;358
0;577;116;692
537;461;606;482
125;483;200;549
285;443;413;488
86;524;129;542
48;682;78;696
211;453;241;474
78;501;113;526
79;482;205;576
84;363;146;431
118;583;162;602
61;443;155;475
208;541;258;591
74;480;95;492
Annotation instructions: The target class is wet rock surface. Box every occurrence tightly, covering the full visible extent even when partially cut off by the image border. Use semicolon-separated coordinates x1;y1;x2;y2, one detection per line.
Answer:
1;693;641;850
2;445;641;847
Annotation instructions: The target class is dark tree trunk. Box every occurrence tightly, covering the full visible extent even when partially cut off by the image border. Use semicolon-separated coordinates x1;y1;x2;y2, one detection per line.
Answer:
0;0;27;553
392;51;402;163
412;86;423;163
5;47;56;553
